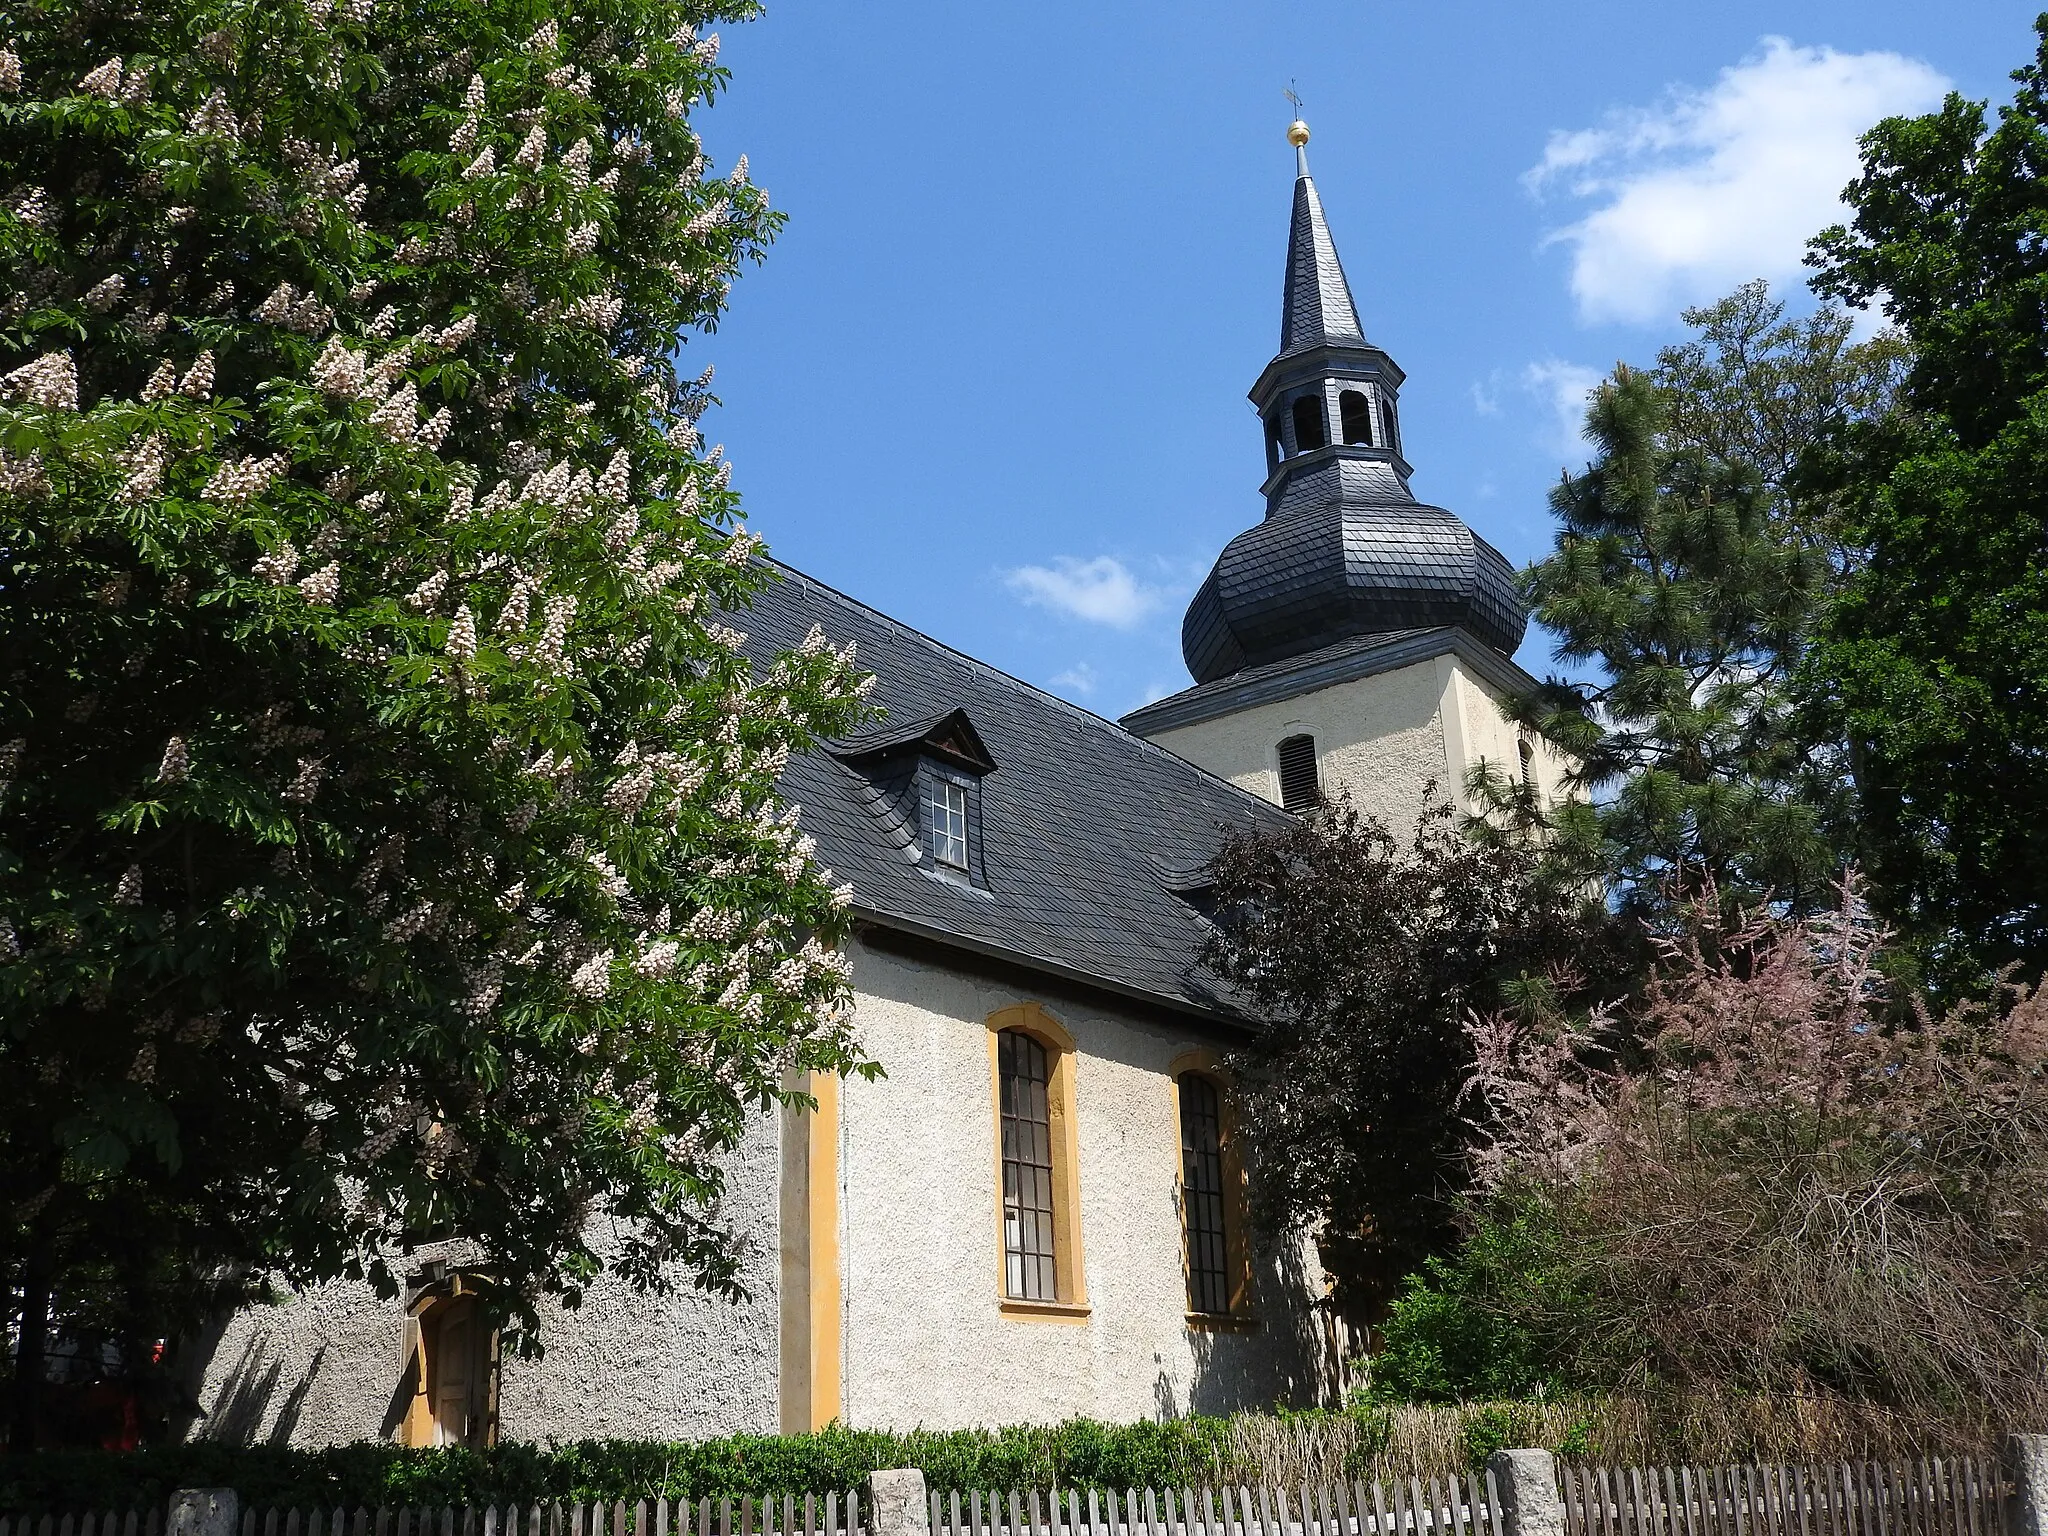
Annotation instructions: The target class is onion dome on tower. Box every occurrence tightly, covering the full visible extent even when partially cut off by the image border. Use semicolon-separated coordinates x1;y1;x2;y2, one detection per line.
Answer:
1179;120;1525;686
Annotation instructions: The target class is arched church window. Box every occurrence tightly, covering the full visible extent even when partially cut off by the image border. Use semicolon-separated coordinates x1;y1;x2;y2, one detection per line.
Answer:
1380;397;1399;453
998;1027;1058;1302
1177;1072;1230;1315
1290;394;1328;452
1338;390;1372;445
1276;733;1321;812
1519;736;1536;790
987;1004;1086;1316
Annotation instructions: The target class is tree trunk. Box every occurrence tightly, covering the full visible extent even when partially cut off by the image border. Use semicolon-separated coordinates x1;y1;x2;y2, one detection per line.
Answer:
8;1234;52;1453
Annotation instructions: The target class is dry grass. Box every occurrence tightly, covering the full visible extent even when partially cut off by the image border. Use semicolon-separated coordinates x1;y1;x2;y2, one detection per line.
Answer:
1209;1395;2010;1487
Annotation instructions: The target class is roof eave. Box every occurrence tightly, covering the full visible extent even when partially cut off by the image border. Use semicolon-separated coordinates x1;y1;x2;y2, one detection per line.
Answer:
849;904;1259;1035
1121;626;1538;737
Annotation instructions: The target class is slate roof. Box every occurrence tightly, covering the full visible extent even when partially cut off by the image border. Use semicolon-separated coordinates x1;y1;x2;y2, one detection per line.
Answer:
1181;458;1527;684
1280;167;1368;358
734;561;1292;1025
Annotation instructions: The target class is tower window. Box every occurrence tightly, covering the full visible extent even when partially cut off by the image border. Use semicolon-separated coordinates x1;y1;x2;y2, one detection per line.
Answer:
1276;734;1321;811
921;774;969;869
998;1028;1057;1302
1178;1073;1230;1316
1339;390;1372;445
1380;397;1399;452
1290;395;1328;452
1264;413;1283;470
1519;737;1536;790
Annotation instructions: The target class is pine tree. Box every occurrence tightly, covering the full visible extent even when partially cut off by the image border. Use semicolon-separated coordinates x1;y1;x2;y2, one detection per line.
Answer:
1500;290;1903;925
0;0;871;1442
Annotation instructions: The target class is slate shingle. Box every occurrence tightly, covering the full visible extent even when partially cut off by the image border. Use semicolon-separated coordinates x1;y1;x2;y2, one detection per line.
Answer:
735;562;1291;1025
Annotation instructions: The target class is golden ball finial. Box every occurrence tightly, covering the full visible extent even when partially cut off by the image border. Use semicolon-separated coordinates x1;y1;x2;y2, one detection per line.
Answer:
1287;119;1311;147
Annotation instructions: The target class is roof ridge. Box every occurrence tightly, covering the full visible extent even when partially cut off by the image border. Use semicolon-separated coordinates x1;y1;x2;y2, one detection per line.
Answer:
752;555;1288;822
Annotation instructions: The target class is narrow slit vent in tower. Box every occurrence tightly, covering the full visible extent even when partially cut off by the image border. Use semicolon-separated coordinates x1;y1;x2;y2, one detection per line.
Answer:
1276;734;1321;812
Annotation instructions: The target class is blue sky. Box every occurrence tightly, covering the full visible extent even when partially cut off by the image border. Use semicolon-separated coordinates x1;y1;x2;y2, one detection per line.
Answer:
692;2;2039;719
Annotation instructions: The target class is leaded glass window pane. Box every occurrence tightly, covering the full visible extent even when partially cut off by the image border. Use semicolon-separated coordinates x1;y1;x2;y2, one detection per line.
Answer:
999;1030;1057;1301
1179;1073;1229;1315
922;775;969;869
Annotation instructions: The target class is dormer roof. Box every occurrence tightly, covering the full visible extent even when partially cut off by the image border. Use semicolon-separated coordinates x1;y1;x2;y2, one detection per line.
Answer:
831;707;997;777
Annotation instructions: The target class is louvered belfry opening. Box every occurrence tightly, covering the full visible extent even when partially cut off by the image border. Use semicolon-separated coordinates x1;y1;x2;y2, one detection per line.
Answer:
1276;734;1321;811
998;1029;1058;1300
1178;1073;1230;1316
1290;395;1328;452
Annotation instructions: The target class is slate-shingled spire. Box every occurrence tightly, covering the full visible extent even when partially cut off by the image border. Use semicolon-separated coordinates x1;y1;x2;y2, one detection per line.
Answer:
1280;125;1366;355
1176;120;1527;686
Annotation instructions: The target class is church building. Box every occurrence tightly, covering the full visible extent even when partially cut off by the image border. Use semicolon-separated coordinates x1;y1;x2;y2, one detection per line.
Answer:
182;123;1558;1449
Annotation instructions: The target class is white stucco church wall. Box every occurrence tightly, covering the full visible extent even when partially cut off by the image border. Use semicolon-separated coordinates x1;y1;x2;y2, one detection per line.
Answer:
1139;652;1570;831
180;931;1330;1447
831;936;1328;1430
182;1115;786;1446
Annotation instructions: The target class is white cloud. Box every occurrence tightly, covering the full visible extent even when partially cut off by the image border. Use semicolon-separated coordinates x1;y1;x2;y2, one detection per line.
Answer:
1528;38;1948;324
1048;663;1098;697
1005;555;1159;629
1523;359;1604;461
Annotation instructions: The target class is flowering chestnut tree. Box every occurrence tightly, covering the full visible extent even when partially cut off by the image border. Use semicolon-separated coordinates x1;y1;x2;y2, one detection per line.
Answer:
0;0;873;1438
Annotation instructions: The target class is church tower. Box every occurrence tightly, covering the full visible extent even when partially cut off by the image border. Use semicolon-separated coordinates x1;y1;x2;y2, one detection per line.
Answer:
1122;120;1564;827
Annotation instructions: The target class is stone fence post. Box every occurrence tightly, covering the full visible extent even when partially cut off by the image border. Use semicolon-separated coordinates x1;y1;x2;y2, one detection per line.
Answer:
869;1470;930;1536
2007;1434;2048;1536
1488;1450;1563;1536
169;1491;240;1536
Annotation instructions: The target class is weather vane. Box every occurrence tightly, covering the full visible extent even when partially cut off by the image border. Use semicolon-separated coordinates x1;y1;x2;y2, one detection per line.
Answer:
1284;85;1303;116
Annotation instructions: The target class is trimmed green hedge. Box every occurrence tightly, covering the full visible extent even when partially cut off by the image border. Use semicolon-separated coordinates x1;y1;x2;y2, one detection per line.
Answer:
0;1420;1243;1514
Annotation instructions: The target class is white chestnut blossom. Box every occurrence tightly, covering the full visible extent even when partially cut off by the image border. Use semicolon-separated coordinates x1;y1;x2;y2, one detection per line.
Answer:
115;864;143;905
252;542;301;586
179;351;214;397
297;561;340;606
205;453;286;508
446;603;477;663
3;351;77;410
141;359;177;401
116;435;166;503
77;57;122;97
513;123;547;170
83;273;125;311
568;949;613;1000
405;570;448;610
310;337;368;397
188;88;239;138
156;736;190;785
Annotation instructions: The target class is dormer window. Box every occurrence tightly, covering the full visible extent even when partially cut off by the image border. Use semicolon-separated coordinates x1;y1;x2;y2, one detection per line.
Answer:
921;773;969;869
830;706;998;889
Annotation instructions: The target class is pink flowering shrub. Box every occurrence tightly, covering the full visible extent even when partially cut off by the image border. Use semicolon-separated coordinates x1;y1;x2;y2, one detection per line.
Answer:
1453;878;2048;1413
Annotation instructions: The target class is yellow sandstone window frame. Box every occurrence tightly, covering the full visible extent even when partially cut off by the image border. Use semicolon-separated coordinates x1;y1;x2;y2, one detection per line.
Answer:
987;1003;1089;1321
1169;1049;1255;1329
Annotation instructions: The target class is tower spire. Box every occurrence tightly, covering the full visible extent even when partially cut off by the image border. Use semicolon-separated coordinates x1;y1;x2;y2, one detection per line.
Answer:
1168;121;1526;687
1279;118;1364;355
